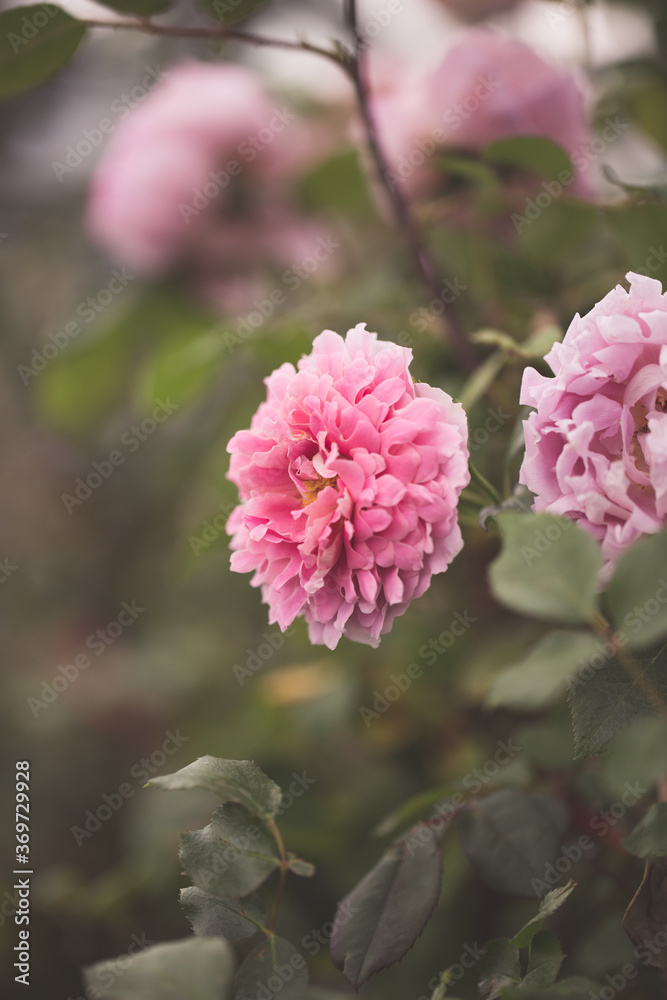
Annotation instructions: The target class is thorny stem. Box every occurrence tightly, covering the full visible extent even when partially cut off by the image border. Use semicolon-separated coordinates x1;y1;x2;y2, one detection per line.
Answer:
588;611;667;719
82;8;477;371
267;818;289;933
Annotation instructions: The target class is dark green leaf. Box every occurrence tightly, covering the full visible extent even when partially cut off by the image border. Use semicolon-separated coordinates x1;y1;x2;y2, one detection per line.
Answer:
604;717;667;793
489;514;603;625
179;885;265;941
148;756;282;821
135;325;228;413
485;136;573;183
624;803;667;858
477;939;522;999
330;823;443;988
0;6;85;100
179;802;279;898
568;645;667;757
457;789;567;897
94;0;169;14
522;931;564;989
606;532;667;649
511;882;577;948
501;977;602;999
234;936;308;1000
487;631;600;710
200;0;271;26
83;937;235;999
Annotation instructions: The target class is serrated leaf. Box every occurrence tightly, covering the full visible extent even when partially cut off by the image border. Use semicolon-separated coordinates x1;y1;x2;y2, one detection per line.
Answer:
489;514;603;625
477;939;521;999
606;533;667;649
485;136;573;184
180;885;265;941
180;802;279;898
487;631;600;710
148;756;282;820
511;882;577;948
234;935;308;1000
568;645;667;757
83;937;235;999
522;931;564;989
0;6;85;100
624;803;667;858
200;0;271;25
457;790;568;897
330;823;443;988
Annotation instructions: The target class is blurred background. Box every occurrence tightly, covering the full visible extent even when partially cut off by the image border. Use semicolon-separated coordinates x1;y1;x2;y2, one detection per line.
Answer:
2;0;667;996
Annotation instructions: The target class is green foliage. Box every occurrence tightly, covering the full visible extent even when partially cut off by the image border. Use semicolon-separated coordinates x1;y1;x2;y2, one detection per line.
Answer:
234;936;308;999
568;645;667;756
624;803;667;858
93;0;170;14
83;937;236;999
488;514;603;625
456;789;567;897
148;755;283;820
487;631;600;710
180;886;266;941
0;6;85;99
511;883;577;949
604;717;667;793
605;532;667;649
484;136;574;184
330;823;444;988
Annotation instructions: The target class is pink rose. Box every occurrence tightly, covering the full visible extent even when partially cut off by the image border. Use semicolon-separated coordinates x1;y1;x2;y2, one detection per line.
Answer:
86;61;319;280
226;325;469;648
520;272;667;582
373;30;591;197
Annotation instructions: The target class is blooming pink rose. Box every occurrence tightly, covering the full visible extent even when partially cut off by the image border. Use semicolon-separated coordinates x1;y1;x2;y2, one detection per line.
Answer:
86;61;319;279
226;325;469;648
520;272;667;582
373;30;591;197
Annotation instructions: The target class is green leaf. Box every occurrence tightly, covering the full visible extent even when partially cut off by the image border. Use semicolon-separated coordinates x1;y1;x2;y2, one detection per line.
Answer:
95;0;169;12
624;803;667;858
148;756;282;821
457;789;567;897
200;0;271;26
477;939;522;999
522;931;564;989
604;717;667;793
0;6;86;100
489;514;603;625
287;855;315;877
501;977;602;999
330;823;443;988
233;936;308;1000
180;885;265;941
83;937;235;999
487;631;600;710
511;882;577;948
485;136;573;183
568;645;667;757
606;532;667;649
135;325;228;413
179;802;279;898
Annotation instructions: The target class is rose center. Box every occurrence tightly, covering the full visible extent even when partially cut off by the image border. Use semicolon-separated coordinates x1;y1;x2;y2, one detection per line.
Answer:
300;473;339;506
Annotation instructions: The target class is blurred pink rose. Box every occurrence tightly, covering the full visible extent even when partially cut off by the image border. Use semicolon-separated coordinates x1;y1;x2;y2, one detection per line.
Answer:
87;61;324;292
227;325;469;648
372;30;592;197
520;272;667;583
